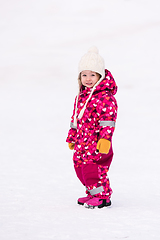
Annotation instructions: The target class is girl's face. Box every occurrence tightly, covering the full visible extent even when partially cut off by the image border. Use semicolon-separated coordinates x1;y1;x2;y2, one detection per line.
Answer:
80;70;100;88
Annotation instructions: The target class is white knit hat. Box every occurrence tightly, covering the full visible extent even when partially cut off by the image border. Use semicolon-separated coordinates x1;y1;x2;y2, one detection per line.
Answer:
78;46;105;81
73;47;105;127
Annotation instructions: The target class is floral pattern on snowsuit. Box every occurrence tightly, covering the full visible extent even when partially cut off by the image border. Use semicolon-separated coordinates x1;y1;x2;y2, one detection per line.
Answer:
66;69;118;199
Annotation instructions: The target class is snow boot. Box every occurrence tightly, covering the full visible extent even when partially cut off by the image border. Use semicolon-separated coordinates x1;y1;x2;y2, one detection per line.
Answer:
78;196;92;205
84;197;111;209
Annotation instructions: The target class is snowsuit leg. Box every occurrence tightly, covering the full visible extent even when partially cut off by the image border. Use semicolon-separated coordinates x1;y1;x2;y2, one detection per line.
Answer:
74;145;113;199
85;164;113;199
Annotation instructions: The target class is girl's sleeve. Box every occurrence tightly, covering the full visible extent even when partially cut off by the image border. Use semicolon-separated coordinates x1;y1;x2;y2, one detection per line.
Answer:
97;95;118;142
66;97;77;143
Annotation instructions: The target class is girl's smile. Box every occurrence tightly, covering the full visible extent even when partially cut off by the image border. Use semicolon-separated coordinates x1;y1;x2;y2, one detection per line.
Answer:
81;70;100;88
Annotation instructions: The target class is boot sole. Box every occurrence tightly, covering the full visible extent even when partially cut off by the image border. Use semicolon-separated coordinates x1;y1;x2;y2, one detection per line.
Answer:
78;201;85;205
85;199;111;209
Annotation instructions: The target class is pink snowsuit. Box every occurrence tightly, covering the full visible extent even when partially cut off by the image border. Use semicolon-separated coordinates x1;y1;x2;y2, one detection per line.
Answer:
66;69;118;199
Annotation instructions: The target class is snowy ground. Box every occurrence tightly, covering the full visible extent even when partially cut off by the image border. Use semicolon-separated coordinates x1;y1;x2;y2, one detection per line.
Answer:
0;0;160;239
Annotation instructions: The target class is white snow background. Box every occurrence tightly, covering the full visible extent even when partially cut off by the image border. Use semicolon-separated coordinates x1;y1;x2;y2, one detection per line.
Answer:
0;0;160;239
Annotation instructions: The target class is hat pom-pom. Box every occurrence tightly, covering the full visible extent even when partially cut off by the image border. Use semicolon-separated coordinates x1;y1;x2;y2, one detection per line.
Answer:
88;46;99;54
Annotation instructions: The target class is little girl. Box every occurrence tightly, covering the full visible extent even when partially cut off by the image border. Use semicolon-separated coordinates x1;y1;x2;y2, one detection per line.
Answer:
66;47;118;209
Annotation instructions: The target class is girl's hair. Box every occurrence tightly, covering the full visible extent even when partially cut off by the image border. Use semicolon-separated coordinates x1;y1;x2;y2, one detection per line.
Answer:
78;72;101;90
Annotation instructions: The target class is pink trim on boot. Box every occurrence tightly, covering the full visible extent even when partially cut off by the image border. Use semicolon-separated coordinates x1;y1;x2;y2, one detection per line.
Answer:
84;197;111;209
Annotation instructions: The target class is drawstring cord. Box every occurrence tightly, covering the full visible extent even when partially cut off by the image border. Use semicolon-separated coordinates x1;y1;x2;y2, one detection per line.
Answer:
73;77;104;127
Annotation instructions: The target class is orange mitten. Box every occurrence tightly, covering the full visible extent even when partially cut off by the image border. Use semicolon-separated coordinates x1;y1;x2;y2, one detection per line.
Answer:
68;142;75;150
96;139;111;154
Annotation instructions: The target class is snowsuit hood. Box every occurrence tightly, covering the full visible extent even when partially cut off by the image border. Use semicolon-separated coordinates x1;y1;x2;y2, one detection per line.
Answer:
85;69;117;96
74;69;117;126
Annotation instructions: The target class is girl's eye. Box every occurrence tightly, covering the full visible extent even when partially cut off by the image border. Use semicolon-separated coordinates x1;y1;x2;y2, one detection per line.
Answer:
82;74;86;77
91;74;95;77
